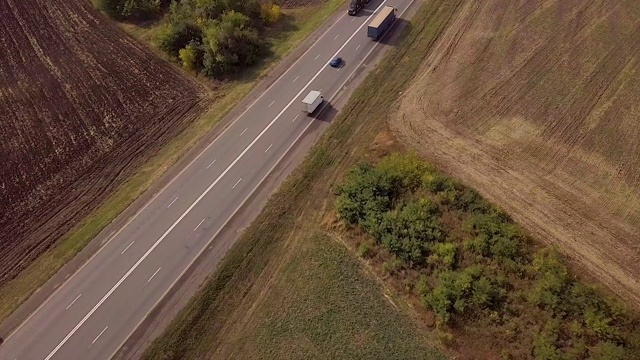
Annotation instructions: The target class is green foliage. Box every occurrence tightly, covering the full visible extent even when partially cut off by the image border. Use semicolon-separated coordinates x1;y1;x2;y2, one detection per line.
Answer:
334;154;640;356
261;2;282;25
156;20;202;57
528;248;571;310
376;152;431;193
421;265;504;325
374;199;444;265
533;318;562;360
427;242;457;269
453;187;491;214
95;0;162;20
202;11;264;77
590;342;626;360
463;211;527;269
152;0;270;78
357;242;372;258
422;171;455;194
334;162;402;228
178;41;203;70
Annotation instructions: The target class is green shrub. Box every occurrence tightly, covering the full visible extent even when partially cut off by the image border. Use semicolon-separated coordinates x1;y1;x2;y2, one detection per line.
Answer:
590;342;626;360
261;2;282;25
334;162;401;227
178;41;203;70
453;187;491;214
374;199;443;265
202;11;264;77
357;242;372;258
427;242;457;269
95;0;162;20
528;248;571;310
156;20;202;57
422;172;456;194
376;152;431;193
533;318;562;360
463;212;526;267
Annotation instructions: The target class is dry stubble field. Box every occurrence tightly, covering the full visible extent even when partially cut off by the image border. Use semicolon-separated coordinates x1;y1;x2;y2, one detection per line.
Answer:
0;0;207;286
393;0;640;306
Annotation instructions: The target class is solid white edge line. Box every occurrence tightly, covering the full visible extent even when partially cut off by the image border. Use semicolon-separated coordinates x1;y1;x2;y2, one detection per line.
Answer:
0;4;351;347
44;7;386;356
107;1;412;357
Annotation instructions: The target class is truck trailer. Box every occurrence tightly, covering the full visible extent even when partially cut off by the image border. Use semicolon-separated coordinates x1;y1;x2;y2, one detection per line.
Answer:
302;90;324;115
348;0;369;16
367;5;396;40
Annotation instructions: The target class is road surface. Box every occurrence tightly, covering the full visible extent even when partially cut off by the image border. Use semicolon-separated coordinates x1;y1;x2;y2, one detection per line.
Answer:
0;0;415;358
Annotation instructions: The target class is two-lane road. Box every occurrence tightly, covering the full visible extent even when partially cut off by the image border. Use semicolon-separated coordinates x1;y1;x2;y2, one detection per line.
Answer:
0;0;416;358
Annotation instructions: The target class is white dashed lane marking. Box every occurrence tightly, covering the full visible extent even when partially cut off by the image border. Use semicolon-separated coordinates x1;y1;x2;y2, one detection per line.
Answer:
65;294;81;310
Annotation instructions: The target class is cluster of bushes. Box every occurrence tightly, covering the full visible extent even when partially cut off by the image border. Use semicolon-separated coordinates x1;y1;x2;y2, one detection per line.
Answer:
154;0;282;77
334;153;640;359
94;0;169;21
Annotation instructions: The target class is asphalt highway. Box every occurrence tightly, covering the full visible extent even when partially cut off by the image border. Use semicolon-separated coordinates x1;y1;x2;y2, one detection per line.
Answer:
0;0;415;358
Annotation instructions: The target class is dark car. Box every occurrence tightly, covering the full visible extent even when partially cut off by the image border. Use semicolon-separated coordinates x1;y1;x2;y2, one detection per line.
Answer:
329;56;342;68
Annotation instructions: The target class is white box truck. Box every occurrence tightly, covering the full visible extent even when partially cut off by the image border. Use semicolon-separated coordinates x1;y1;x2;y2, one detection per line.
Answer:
302;90;324;115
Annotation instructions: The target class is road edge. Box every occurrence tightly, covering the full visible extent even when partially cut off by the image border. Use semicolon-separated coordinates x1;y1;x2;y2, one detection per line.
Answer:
0;1;349;343
113;1;421;357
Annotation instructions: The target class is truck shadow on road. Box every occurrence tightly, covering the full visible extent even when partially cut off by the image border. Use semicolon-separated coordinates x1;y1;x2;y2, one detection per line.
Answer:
376;18;411;46
312;102;338;123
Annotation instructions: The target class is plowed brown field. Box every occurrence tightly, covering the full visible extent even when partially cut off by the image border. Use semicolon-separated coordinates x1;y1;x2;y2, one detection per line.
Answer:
393;0;640;306
0;0;207;286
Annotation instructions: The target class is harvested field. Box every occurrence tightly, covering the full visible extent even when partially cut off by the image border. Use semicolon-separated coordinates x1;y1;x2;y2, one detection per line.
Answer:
393;0;640;306
0;0;207;286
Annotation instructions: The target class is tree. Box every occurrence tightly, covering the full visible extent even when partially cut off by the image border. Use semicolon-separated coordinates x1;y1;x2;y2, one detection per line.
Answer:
179;41;203;70
156;20;202;58
95;0;161;20
261;3;282;25
202;11;263;77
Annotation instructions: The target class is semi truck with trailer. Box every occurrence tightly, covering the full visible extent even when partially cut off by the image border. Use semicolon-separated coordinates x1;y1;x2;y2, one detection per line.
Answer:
367;5;396;40
348;0;369;15
302;90;324;115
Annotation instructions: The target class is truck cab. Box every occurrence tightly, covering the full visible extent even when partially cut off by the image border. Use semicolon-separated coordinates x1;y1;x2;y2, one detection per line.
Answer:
348;0;369;16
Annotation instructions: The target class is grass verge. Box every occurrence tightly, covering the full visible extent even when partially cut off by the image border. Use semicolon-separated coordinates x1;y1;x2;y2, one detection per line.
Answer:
0;0;346;324
142;0;462;358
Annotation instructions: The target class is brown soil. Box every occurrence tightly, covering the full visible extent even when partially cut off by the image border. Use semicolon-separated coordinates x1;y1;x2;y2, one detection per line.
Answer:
392;0;640;307
0;0;207;286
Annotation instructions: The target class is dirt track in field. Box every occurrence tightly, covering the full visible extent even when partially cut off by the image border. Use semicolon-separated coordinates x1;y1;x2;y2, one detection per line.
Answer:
392;0;640;306
0;0;207;286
